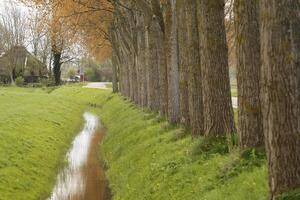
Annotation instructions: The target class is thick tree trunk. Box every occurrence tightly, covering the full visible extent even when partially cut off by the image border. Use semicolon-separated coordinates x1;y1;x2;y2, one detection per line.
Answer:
177;0;190;126
157;29;168;115
187;0;204;135
199;0;236;136
151;0;168;115
260;0;300;198
111;26;120;94
119;49;130;97
52;50;61;85
147;18;161;111
234;0;263;149
165;0;180;124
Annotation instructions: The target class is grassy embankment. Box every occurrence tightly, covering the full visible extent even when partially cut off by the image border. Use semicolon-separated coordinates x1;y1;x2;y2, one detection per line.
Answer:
99;94;268;200
0;86;109;200
0;85;268;200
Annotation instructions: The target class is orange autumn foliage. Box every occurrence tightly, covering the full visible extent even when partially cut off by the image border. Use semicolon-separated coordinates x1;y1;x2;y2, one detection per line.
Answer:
20;0;113;62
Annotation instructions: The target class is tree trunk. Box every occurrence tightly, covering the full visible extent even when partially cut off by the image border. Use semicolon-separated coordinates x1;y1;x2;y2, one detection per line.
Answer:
157;27;168;116
52;49;61;85
199;0;236;136
9;72;15;85
177;0;190;126
260;0;300;198
129;12;139;104
234;0;263;149
129;55;139;103
48;53;53;78
124;56;131;97
148;0;168;115
187;0;204;135
136;12;147;106
165;0;180;124
111;51;119;93
147;18;161;111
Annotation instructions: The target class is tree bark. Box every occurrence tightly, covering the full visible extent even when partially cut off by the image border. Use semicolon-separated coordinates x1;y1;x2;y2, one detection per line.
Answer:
52;48;61;85
260;0;300;198
157;26;168;115
165;0;180;124
234;0;263;149
136;12;148;107
9;72;15;85
151;0;168;116
187;0;204;135
147;18;161;111
177;0;190;126
199;0;236;136
111;51;119;93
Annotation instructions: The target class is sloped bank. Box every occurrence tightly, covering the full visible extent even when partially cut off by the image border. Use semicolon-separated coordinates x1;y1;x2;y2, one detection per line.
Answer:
0;86;111;200
99;94;268;200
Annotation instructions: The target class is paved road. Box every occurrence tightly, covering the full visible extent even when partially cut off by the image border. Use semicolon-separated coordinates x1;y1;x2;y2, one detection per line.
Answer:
83;82;238;109
83;82;111;90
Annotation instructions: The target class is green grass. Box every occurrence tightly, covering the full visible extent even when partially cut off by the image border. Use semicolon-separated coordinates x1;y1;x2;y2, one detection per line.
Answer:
231;87;238;97
0;85;110;200
105;82;113;88
1;85;290;200
231;80;238;97
99;95;269;200
230;68;237;97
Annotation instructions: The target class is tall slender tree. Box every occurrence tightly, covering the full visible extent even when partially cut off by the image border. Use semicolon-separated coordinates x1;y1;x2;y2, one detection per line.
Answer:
187;0;204;135
147;16;161;111
234;0;263;149
165;0;180;124
151;0;168;116
199;0;236;136
177;0;190;126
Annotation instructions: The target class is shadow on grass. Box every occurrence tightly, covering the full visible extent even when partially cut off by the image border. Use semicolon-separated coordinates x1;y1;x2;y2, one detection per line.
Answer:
277;189;300;200
191;136;230;158
217;147;266;184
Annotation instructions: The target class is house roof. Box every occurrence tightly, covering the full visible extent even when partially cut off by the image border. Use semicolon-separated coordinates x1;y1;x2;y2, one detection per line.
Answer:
0;46;47;77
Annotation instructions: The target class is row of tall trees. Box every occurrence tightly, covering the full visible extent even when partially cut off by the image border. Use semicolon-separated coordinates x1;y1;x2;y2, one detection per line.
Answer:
110;0;300;199
235;0;300;198
20;0;300;198
110;0;236;137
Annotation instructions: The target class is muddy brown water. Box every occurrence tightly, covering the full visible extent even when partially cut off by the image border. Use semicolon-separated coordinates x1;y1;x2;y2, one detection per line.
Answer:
48;112;111;200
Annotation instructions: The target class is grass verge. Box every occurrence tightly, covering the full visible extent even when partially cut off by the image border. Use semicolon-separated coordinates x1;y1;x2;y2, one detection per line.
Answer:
99;94;268;200
0;86;110;200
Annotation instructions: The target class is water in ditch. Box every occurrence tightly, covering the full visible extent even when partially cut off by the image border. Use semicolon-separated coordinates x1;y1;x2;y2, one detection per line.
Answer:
48;112;111;200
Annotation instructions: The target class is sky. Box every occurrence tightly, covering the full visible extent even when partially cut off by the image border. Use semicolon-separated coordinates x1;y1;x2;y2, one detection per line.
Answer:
0;0;34;52
0;0;29;12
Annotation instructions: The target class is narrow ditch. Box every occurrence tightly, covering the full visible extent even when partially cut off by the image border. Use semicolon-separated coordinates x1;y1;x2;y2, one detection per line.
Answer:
48;112;111;200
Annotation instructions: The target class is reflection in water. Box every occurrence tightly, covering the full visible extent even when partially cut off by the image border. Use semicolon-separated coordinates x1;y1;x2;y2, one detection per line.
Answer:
48;112;111;200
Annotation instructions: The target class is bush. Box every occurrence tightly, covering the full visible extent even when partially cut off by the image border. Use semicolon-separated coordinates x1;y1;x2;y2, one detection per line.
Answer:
40;78;56;87
27;83;43;88
15;77;24;86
